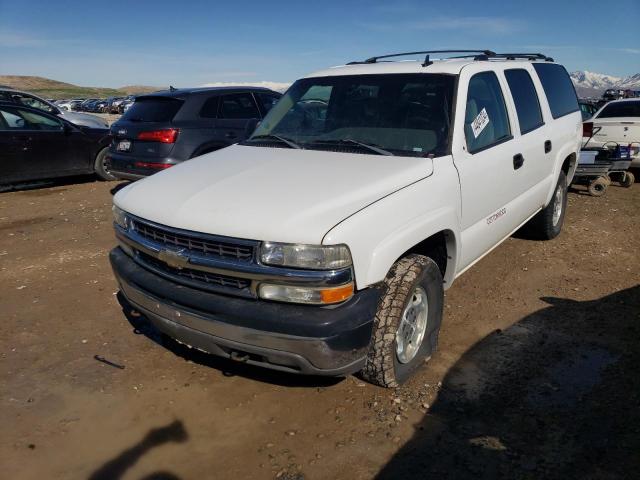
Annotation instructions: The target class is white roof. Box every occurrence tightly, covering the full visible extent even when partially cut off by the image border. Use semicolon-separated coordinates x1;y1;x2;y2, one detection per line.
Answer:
305;58;550;78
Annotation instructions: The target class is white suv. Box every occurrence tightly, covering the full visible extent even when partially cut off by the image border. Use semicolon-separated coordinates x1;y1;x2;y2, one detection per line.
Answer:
110;50;581;387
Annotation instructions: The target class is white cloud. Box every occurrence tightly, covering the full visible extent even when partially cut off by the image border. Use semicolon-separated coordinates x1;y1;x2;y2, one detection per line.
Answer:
0;31;45;47
359;16;522;34
200;81;291;92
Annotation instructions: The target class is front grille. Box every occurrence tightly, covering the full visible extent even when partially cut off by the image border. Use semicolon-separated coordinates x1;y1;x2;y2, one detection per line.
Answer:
131;219;254;261
138;252;251;292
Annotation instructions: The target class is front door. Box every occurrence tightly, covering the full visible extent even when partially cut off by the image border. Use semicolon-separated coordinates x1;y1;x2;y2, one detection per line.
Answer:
451;68;524;273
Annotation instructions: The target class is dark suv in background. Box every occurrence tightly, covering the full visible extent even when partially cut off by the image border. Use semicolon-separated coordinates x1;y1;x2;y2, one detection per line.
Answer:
107;87;282;180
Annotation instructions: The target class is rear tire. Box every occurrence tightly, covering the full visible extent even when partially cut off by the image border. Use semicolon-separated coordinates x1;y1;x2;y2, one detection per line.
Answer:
588;177;608;197
94;147;116;181
360;254;443;388
528;170;568;240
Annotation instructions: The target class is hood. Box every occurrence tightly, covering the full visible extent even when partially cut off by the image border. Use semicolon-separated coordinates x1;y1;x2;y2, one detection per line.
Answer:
114;145;433;244
59;111;109;128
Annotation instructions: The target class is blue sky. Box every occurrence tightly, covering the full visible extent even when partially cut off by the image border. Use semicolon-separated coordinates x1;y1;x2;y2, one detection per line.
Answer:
1;0;638;87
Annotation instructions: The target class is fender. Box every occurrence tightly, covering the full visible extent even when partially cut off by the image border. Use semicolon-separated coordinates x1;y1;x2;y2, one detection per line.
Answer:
190;142;226;159
323;158;461;290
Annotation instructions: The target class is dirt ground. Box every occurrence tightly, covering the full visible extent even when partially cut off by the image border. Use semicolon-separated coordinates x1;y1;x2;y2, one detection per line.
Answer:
1;176;639;480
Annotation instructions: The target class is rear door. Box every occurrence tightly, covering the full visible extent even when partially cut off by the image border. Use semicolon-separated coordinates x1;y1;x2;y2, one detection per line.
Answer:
502;67;550;208
0;106;76;183
216;92;261;142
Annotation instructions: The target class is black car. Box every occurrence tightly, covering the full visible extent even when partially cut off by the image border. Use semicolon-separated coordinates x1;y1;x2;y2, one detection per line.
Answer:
107;86;282;180
0;102;113;188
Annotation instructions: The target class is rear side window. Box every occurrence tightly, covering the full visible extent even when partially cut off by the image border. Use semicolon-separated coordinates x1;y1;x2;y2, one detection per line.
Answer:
465;71;511;153
532;63;579;119
504;69;544;134
597;101;640;118
219;93;260;119
122;97;183;122
199;96;220;118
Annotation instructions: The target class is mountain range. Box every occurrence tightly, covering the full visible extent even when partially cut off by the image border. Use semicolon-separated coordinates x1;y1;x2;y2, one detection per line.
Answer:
570;71;640;98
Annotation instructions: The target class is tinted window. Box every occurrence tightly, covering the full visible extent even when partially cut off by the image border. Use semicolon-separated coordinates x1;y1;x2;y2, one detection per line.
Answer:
0;108;63;130
0;109;25;129
122;97;183;122
219;93;260;119
249;74;456;157
199;96;220;118
532;63;579;119
504;69;544;134
465;72;511;153
597;101;640;118
256;93;281;114
11;93;57;113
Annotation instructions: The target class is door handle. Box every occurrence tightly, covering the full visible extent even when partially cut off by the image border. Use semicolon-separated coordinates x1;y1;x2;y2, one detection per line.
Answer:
225;132;237;139
513;153;525;170
544;140;552;153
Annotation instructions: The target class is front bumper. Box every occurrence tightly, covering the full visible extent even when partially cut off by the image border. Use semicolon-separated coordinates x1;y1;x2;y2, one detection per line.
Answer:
110;248;380;375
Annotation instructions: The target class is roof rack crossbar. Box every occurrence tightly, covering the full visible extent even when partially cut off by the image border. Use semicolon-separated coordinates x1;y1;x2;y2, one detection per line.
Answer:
359;49;497;64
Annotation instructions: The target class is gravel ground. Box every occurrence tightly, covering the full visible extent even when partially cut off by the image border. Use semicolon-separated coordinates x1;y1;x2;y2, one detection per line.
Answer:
0;177;638;480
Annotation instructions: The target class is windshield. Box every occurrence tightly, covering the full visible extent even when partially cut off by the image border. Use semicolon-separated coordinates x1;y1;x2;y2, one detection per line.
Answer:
246;74;456;157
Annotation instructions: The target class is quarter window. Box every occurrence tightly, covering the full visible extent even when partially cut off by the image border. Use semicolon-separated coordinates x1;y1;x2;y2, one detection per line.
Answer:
504;69;544;134
218;93;260;119
532;63;579;119
465;71;511;153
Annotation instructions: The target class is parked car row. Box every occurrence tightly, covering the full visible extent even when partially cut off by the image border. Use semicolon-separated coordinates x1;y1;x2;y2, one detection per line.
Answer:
55;96;136;114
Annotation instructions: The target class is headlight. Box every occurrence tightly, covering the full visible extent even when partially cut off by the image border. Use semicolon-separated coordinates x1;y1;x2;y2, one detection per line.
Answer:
258;283;354;305
112;205;128;229
260;242;352;270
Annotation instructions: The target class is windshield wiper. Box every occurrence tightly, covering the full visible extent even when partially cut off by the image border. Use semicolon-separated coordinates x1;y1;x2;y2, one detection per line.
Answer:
312;139;394;156
249;134;302;149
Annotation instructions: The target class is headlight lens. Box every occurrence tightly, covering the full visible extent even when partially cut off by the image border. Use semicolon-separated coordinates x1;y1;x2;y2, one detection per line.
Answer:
260;242;352;270
112;205;128;229
258;283;354;305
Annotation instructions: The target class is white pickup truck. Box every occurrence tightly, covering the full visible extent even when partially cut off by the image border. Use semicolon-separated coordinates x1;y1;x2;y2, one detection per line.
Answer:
110;50;582;387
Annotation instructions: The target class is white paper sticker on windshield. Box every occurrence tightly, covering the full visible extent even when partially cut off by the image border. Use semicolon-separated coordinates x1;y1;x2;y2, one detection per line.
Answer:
471;108;490;139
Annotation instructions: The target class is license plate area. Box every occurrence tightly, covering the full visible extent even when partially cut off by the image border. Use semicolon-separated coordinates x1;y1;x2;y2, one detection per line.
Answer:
117;140;131;152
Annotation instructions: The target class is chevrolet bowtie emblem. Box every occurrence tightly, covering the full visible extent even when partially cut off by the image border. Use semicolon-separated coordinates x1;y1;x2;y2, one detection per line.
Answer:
158;249;189;269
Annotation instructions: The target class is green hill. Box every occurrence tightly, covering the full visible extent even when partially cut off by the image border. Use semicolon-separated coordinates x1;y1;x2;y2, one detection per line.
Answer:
0;75;159;99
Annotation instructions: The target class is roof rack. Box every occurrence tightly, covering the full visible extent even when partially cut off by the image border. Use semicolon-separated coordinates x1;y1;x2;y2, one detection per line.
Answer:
348;50;496;66
347;50;554;66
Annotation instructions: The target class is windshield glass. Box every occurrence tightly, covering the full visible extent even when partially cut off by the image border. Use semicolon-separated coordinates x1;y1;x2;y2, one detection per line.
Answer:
246;74;456;157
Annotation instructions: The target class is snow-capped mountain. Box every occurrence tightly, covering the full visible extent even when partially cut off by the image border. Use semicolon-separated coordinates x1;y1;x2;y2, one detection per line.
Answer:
571;71;640;98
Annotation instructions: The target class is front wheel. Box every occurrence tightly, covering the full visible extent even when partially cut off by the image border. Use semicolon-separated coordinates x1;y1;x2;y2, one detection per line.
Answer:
94;147;116;181
360;254;443;388
528;170;568;240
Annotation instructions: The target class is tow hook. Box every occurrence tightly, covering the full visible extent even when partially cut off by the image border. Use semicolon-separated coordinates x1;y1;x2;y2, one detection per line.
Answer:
230;351;250;363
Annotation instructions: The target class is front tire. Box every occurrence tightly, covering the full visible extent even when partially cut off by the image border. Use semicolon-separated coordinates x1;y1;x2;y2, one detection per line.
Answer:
528;170;568;240
94;147;116;181
360;254;443;388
